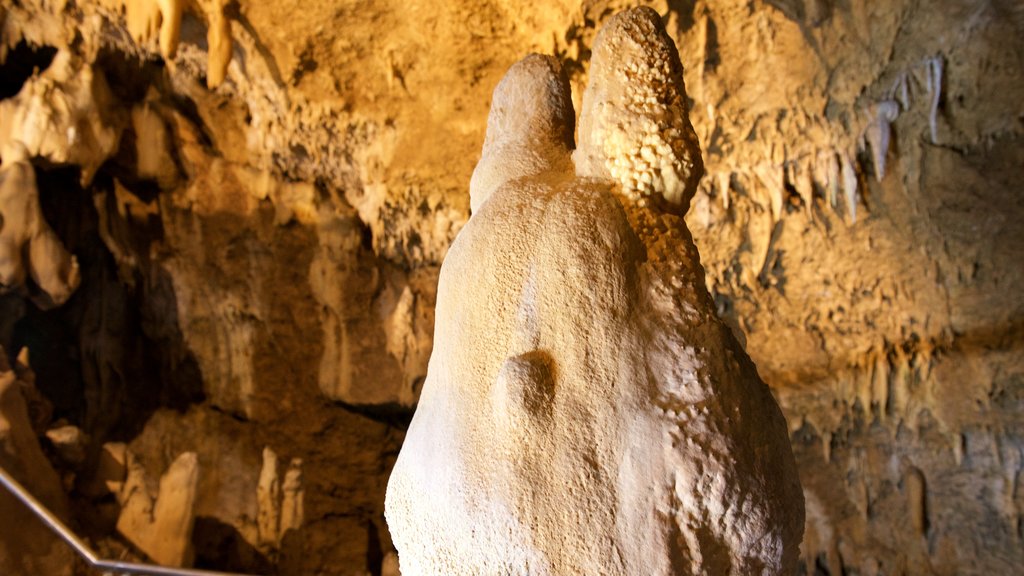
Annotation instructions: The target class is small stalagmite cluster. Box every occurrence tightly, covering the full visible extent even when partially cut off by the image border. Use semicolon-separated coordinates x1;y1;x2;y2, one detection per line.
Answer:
386;9;803;575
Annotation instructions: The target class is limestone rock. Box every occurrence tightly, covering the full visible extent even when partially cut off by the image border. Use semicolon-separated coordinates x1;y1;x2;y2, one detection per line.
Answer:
95;0;234;87
257;446;305;551
0;50;123;186
386;9;803;575
0;144;81;307
99;0;184;60
116;449;200;567
82;441;128;498
45;424;87;466
130;95;180;190
0;348;73;576
195;0;233;88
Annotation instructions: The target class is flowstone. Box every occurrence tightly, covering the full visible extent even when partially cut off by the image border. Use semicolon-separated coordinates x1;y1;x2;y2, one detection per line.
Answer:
386;8;804;576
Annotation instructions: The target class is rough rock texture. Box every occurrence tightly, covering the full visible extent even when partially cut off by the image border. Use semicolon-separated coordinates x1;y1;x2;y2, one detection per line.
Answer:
0;0;1020;574
0;348;73;576
0;143;80;307
387;10;802;575
116;449;200;566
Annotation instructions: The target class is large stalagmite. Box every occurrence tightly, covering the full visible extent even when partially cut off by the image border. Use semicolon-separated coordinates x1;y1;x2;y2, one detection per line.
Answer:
386;8;804;575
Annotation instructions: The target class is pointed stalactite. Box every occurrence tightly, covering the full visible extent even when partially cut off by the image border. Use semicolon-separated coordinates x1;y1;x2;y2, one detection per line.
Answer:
791;160;815;214
718;171;731;210
912;350;933;388
826;151;841;208
953;433;966;467
889;348;910;419
864;101;899;181
871;352;888;419
855;359;873;414
925;56;944;144
841;152;858;223
753;162;785;222
889;71;911;111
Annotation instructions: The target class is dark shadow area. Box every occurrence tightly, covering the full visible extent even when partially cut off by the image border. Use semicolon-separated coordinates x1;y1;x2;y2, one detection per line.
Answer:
0;40;57;99
8;165;205;450
335;400;415;431
365;519;384;576
94;46;165;104
193;517;275;574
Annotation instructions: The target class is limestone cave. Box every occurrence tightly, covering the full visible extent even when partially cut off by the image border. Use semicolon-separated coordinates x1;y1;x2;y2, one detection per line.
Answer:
0;1;1021;575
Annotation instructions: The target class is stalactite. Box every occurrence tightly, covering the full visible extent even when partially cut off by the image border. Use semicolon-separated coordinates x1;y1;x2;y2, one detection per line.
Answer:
864;101;900;181
925;56;944;144
718;171;730;209
953;433;966;467
871;352;888;419
841;152;858;223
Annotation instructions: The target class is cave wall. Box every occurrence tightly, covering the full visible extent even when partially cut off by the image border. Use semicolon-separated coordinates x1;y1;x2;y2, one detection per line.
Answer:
0;0;1021;574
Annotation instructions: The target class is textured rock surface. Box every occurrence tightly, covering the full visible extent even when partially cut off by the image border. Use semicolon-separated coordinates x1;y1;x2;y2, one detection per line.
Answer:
0;144;80;307
387;10;803;574
0;348;73;576
0;0;1020;574
116;449;200;566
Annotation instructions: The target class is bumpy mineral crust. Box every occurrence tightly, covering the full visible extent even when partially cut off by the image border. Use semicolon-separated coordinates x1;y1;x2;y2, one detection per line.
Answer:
386;7;803;576
574;7;703;212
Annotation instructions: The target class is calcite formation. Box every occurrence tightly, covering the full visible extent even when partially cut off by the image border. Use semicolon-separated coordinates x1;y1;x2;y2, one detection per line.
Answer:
257;446;305;551
103;0;184;60
386;9;803;575
0;50;122;186
93;0;233;88
116;449;200;567
0;48;119;306
0;143;80;307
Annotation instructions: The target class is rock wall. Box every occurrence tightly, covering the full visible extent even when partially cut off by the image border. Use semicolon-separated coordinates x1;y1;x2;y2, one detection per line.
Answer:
0;0;1020;574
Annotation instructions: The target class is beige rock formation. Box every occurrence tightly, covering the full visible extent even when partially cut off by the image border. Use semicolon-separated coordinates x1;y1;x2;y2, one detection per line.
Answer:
386;9;803;575
116;449;200;567
130;92;180;189
0;144;80;307
257;446;305;551
86;441;129;497
45;424;88;466
108;0;184;60
0;50;122;186
0;348;73;576
93;0;233;86
196;0;233;88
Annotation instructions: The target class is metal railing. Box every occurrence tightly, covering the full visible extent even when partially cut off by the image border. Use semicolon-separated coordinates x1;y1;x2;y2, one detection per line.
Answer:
0;464;255;576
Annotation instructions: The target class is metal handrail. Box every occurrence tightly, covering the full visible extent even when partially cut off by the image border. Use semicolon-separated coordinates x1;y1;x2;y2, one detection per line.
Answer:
0;464;255;576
